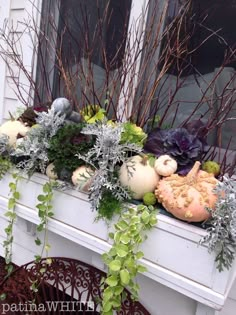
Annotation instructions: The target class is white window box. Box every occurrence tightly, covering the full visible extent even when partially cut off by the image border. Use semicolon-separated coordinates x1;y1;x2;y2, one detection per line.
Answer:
0;172;235;315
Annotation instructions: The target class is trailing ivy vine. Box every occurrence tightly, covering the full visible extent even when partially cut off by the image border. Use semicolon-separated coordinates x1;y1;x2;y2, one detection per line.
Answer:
0;156;12;180
34;181;55;263
101;204;157;315
3;172;21;276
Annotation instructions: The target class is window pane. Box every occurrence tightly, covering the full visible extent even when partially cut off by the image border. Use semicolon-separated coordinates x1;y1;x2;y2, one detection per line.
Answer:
147;0;236;153
36;0;132;114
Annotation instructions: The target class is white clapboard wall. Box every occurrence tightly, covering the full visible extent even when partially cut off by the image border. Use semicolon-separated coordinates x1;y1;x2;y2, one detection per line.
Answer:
0;0;41;123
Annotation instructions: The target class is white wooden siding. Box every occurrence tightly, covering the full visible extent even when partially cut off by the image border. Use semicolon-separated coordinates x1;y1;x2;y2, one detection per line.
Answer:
0;0;42;123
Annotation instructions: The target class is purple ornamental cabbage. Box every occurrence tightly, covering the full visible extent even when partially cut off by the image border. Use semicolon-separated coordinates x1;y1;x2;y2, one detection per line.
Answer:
144;122;207;174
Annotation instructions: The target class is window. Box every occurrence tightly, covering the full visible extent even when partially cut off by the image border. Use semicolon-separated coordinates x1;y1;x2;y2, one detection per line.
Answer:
141;0;236;154
35;0;132;116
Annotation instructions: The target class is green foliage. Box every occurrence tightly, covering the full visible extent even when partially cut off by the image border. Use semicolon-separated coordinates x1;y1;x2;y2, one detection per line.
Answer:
80;104;106;123
48;124;94;179
35;181;55;262
101;204;157;314
0;156;12;180
97;190;123;220
3;172;21;276
120;122;147;147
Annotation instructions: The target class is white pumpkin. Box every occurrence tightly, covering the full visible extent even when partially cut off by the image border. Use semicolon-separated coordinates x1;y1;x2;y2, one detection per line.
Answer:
72;166;95;192
154;155;178;177
119;155;160;200
46;163;58;180
0;120;30;146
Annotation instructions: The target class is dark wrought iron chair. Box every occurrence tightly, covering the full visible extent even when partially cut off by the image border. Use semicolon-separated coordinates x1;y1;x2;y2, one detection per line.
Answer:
0;257;150;314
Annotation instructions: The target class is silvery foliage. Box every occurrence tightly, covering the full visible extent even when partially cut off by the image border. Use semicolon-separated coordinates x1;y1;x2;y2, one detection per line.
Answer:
12;108;65;175
200;177;236;271
77;120;142;211
0;134;10;155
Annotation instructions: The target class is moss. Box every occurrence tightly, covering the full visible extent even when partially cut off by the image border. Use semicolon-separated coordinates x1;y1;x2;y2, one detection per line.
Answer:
48;123;94;180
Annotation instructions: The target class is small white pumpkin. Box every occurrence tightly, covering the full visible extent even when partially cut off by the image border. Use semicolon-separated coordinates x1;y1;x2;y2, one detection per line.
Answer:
72;166;95;192
0;120;30;146
154;155;178;177
119;155;160;200
46;163;58;180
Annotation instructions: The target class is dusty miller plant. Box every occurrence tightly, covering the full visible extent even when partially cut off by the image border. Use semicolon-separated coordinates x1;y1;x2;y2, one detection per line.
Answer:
77;120;142;211
11;108;65;175
0;134;10;155
200;177;236;272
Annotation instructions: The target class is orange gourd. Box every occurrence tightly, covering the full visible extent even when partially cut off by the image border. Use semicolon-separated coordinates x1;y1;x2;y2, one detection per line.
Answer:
155;161;218;222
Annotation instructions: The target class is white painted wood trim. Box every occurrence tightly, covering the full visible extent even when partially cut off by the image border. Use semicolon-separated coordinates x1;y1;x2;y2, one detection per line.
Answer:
117;0;149;121
195;303;220;315
0;0;11;123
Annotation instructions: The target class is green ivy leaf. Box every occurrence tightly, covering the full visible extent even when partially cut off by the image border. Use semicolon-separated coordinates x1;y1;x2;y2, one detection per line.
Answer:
37;194;46;202
116;244;128;257
114;286;123;296
137;264;147;273
4;211;14;217
9;182;16;190
111;297;121;308
149;216;158;226
109;259;121;272
102;301;112;313
35;238;41;246
130;216;140;224
136;251;144;259
34;255;41;263
43;183;51;193
8;198;15;209
45;244;51;252
38;210;45;218
114;231;121;243
48;211;54;218
141;210;150;224
108;232;114;239
103;287;113;301
115;220;129;231
13;191;20;200
120;234;130;245
105;275;118;287
120;269;130;285
124;257;135;269
37;224;44;232
109;247;117;257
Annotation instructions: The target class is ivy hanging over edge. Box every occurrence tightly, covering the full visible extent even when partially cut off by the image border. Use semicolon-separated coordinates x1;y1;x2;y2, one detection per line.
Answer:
101;204;158;315
3;172;21;277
